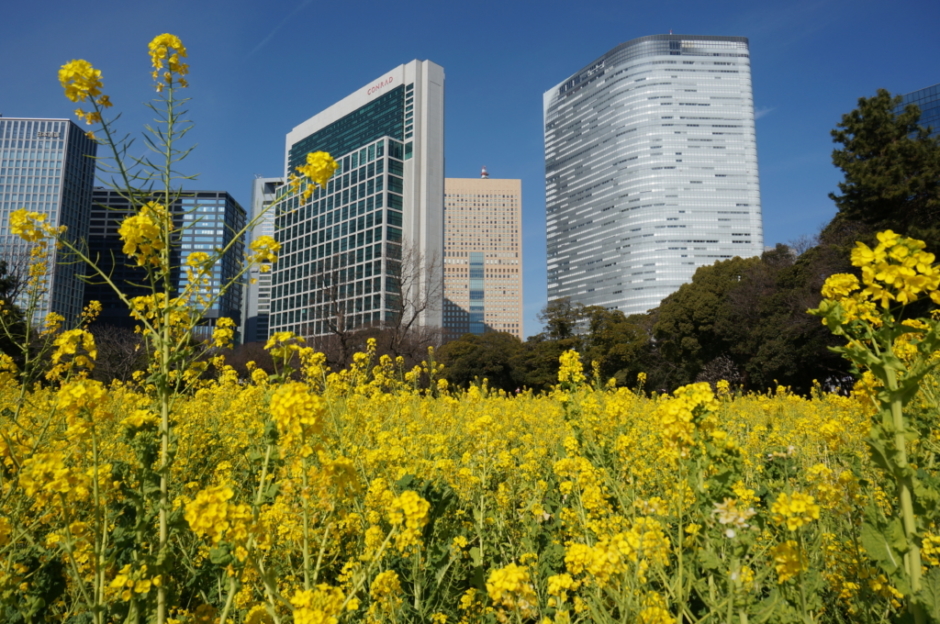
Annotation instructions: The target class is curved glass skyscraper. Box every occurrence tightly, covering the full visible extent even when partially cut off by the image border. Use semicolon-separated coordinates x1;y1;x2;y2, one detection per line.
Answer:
544;35;764;316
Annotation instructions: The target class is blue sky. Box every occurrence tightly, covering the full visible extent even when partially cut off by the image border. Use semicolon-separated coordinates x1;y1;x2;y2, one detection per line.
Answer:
2;0;939;337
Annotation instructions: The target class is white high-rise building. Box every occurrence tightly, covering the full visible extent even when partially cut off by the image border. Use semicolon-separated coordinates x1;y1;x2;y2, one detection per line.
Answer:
243;176;283;342
544;35;764;316
270;60;444;338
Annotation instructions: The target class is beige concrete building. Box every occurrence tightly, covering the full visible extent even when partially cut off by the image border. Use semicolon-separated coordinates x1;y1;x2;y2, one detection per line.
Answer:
443;173;523;340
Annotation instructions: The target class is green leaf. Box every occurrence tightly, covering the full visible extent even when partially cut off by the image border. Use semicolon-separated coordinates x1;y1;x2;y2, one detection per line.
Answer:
469;546;482;568
209;546;233;566
698;550;722;572
861;519;903;574
753;588;792;624
917;567;940;622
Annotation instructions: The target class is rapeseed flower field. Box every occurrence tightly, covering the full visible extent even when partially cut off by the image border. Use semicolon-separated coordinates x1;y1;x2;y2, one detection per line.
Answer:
3;32;940;624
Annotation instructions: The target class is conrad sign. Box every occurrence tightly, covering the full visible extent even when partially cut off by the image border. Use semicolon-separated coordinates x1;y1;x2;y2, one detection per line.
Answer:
367;75;394;96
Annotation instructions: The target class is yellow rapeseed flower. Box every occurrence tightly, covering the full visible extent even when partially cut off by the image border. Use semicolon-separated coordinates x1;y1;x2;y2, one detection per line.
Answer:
148;34;189;87
296;151;339;192
769;540;808;583
9;209;49;243
58;59;103;103
771;491;820;531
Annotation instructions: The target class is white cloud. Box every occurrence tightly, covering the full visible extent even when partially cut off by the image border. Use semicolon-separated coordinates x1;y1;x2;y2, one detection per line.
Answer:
755;107;776;120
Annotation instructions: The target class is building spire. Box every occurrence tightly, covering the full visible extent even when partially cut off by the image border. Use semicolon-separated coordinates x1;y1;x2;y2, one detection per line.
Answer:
481;165;489;179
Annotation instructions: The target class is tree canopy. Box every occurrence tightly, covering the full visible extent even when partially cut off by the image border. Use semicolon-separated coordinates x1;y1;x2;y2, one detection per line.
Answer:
829;88;940;248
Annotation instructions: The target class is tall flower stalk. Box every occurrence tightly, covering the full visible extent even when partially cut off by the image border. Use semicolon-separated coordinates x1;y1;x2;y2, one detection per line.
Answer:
811;230;940;622
3;34;337;624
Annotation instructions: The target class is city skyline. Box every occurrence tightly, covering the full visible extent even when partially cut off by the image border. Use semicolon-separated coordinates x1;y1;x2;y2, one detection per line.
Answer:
1;0;939;336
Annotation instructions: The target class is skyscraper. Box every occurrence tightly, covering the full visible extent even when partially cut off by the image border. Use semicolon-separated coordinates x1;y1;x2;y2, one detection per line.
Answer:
243;176;283;342
898;83;940;136
0;117;97;323
443;172;523;339
544;35;764;316
270;60;444;338
85;189;245;332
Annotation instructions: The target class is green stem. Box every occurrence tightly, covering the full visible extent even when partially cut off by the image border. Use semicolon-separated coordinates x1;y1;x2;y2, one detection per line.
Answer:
302;455;312;590
217;574;238;624
885;367;924;623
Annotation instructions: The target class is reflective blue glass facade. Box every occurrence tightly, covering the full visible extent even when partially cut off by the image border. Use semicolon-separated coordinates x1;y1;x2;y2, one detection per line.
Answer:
899;83;940;137
0;118;97;323
288;87;406;172
85;190;245;332
468;251;485;334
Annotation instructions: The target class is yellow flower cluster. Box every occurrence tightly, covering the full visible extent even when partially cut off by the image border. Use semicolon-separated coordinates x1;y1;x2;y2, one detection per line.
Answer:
655;382;720;457
0;516;12;548
265;331;305;360
817;230;940;328
269;382;325;447
47;328;97;380
58;59;103;103
388;490;431;552
183;484;252;550
565;517;671;587
9;208;51;243
18;452;90;502
486;562;538;619
557;349;586;386
639;592;676;624
771;491;821;531
546;572;579;602
119;201;168;266
148;33;189;89
367;570;403;622
212;317;236;349
769;540;808;583
57;380;110;437
289;585;345;624
249;235;281;272
109;564;161;602
294;151;339;200
853;230;940;307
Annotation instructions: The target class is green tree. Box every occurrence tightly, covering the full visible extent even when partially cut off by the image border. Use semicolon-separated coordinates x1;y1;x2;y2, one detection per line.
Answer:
0;259;26;363
653;256;762;388
829;88;940;248
438;331;524;392
717;244;853;393
580;306;648;386
537;297;583;340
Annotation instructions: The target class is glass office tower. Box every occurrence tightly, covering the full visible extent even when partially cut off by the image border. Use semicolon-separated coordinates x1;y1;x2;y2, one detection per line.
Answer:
899;83;940;136
544;35;764;316
0;118;97;323
271;60;444;338
86;189;245;332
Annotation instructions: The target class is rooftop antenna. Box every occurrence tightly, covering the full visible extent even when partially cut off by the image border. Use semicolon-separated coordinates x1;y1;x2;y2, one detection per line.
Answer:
481;165;489;179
